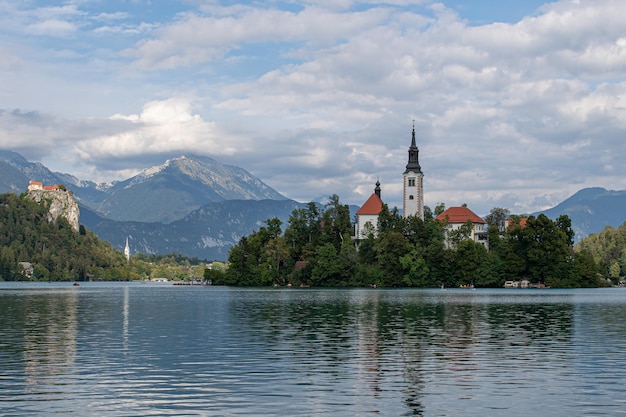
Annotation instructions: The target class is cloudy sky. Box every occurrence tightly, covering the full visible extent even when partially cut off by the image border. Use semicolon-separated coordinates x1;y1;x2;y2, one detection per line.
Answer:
1;0;625;216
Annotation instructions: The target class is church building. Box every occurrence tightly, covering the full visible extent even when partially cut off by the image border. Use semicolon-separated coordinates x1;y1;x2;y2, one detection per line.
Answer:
354;180;384;239
402;125;424;220
354;125;424;238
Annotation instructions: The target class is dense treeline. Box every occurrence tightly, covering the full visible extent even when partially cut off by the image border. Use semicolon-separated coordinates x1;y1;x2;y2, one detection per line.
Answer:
220;195;604;288
576;221;626;281
0;192;128;281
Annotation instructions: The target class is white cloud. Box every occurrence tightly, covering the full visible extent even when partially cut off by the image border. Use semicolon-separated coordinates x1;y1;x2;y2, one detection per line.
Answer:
72;97;239;163
27;19;78;37
2;0;626;216
127;5;392;69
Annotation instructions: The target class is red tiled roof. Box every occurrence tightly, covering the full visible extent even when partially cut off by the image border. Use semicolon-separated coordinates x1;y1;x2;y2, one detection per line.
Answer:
435;206;486;224
356;193;384;215
507;217;528;228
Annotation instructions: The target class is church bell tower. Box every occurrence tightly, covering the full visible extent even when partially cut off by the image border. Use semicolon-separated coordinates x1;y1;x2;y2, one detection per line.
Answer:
403;124;424;219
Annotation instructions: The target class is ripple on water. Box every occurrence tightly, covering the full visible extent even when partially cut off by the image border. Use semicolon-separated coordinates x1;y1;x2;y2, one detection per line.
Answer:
2;285;626;416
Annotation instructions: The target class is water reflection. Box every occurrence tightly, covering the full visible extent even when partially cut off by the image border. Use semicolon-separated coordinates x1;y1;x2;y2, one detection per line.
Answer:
122;285;129;352
1;285;625;416
1;287;79;399
227;289;579;416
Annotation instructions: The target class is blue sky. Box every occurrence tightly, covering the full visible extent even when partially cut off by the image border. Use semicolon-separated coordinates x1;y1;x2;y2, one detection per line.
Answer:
444;1;549;24
1;0;626;216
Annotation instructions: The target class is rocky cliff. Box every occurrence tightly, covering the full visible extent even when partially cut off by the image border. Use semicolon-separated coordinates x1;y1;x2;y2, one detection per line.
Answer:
26;189;80;232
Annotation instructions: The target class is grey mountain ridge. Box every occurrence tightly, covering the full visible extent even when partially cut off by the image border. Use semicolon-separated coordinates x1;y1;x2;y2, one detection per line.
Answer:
534;187;626;243
80;199;311;261
96;155;288;223
0;151;288;224
2;150;625;260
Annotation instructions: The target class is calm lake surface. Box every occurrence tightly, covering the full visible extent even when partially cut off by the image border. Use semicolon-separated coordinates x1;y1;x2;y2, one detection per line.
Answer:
1;283;626;416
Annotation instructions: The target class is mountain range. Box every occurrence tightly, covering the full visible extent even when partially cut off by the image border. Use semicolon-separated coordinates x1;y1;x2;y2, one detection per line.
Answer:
535;187;626;242
1;150;625;259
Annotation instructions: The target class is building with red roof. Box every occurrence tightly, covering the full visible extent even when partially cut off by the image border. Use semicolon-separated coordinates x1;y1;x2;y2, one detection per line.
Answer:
435;206;488;248
354;180;384;238
27;181;43;191
506;217;528;229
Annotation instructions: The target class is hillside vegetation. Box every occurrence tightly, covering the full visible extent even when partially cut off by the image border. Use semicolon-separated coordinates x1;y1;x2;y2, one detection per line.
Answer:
0;192;216;282
0;192;128;281
575;221;626;281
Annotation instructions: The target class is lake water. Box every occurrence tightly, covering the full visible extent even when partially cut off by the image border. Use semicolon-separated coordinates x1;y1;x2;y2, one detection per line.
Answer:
1;283;626;416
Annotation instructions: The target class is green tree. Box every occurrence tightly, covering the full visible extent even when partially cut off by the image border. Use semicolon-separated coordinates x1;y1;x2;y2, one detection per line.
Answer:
475;252;506;287
375;231;411;286
523;215;572;286
570;249;601;288
284;202;322;261
556;214;575;247
320;195;352;249
434;202;446;216
204;267;224;284
452;240;488;287
485;207;510;232
499;218;528;278
311;243;340;286
399;248;430;286
263;236;289;286
403;215;428;246
225;235;261;285
378;204;403;234
609;261;621;281
337;233;359;285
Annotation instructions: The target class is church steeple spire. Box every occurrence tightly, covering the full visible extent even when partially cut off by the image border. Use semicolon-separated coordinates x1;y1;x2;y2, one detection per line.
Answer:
374;178;381;198
404;122;421;174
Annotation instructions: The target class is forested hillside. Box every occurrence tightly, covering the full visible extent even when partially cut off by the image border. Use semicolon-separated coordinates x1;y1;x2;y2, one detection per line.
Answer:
0;192;128;281
221;197;604;288
575;221;626;281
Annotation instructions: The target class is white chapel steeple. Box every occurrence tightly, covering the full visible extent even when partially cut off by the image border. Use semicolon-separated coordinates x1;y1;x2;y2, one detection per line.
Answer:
124;237;130;262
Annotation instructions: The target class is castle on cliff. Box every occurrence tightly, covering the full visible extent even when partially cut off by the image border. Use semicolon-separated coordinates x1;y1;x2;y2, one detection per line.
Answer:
27;181;62;192
26;180;80;232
